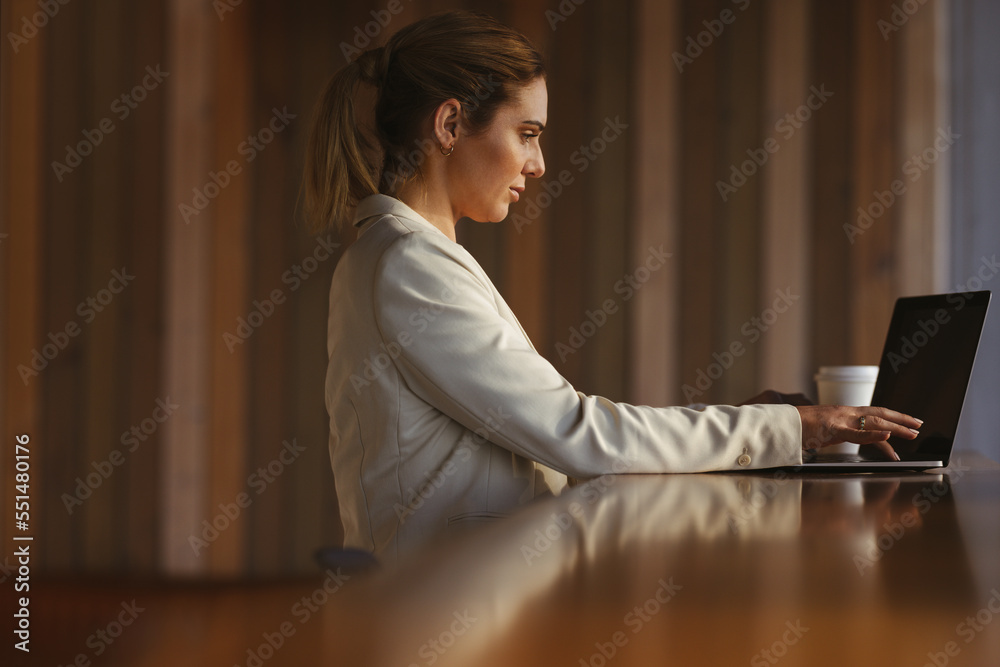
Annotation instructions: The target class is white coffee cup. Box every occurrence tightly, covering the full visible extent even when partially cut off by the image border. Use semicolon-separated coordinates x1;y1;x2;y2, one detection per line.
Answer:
813;365;879;454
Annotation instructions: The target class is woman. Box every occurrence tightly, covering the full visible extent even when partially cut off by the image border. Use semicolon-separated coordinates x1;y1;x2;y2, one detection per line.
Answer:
303;10;921;563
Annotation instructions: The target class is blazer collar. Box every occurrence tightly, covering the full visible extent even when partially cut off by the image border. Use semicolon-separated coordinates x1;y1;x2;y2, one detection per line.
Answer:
353;194;442;237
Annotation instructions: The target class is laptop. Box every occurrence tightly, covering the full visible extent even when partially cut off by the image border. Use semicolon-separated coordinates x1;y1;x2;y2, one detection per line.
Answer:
795;290;991;471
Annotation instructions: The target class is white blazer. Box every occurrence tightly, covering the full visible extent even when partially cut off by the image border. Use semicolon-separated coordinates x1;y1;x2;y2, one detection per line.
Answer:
325;195;803;564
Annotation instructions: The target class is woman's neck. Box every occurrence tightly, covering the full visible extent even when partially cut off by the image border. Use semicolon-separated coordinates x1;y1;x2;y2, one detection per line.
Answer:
395;182;459;242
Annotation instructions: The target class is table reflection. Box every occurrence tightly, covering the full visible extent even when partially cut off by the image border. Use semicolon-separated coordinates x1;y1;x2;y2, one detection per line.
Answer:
325;463;1000;666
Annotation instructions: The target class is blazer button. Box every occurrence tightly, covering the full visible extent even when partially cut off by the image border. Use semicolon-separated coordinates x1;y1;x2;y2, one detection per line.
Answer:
737;453;752;467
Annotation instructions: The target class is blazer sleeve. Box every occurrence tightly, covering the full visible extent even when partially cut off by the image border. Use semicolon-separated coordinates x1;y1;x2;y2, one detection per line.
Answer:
372;230;803;478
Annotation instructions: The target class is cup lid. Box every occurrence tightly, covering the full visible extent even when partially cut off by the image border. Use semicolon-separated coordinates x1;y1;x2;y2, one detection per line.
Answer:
814;365;879;380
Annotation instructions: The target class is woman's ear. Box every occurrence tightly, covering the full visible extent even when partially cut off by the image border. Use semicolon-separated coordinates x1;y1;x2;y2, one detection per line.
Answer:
432;98;463;149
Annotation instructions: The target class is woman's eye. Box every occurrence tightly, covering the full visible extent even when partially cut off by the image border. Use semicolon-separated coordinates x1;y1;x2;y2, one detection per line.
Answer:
522;133;539;142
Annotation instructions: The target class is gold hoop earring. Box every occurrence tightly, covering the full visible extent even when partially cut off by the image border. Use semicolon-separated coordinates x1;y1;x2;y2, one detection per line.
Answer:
439;144;454;157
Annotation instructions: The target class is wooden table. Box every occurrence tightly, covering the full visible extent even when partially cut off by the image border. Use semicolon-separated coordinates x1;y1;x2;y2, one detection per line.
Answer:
324;454;1000;667
23;454;1000;666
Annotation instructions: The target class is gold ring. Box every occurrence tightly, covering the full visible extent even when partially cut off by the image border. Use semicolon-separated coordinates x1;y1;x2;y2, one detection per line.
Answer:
859;415;866;431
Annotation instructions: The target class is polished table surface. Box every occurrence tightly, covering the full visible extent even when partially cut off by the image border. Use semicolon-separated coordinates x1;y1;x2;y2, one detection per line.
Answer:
26;453;1000;666
324;453;1000;667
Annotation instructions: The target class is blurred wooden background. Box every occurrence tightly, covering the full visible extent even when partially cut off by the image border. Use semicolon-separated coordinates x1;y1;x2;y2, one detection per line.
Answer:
2;0;997;578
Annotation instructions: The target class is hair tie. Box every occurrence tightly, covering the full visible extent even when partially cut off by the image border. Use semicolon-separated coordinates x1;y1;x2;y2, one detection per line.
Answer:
356;46;390;87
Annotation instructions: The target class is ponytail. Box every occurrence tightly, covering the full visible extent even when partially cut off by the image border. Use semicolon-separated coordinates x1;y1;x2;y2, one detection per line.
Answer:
302;49;386;234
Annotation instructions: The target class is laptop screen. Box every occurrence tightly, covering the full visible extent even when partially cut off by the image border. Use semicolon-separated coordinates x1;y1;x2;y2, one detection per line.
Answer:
869;291;991;463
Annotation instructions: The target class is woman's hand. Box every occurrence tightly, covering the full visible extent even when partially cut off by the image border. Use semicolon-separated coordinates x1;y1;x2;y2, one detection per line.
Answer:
794;405;923;461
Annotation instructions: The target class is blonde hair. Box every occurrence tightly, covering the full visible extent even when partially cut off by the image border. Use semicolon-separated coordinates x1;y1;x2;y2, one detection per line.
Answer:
302;10;545;233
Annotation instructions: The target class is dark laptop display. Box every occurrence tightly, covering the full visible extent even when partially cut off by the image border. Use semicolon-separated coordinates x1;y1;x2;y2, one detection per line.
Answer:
866;290;991;466
797;290;991;471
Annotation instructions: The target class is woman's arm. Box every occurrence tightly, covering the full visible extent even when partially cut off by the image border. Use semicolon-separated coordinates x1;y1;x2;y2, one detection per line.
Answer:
372;231;804;477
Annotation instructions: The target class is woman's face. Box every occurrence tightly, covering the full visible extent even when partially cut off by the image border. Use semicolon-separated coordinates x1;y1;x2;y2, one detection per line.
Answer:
447;77;547;223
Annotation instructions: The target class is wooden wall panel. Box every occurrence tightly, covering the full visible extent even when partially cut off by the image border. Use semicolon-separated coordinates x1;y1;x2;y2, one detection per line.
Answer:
121;0;168;572
1;0;954;578
162;0;214;575
39;0;88;572
81;0;127;572
208;0;251;576
246;0;296;574
1;0;45;556
717;0;764;403
501;0;551;352
586;0;631;401
809;0;854;371
760;0;810;394
630;0;680;407
284;0;346;575
897;0;950;294
850;0;898;364
543;0;590;391
678;0;725;404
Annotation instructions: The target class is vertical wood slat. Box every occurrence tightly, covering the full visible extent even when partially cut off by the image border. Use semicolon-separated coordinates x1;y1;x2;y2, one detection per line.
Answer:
851;0;897;364
544;2;589;390
678;0;723;403
717;0;764;403
162;0;214;575
287;0;350;571
587;0;630;401
122;0;167;573
208;0;251;577
630;0;680;406
897;0;950;295
760;0;810;394
249;0;295;572
502;0;549;353
809;0;853;371
39;0;88;571
1;0;45;550
82;0;126;572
